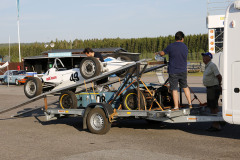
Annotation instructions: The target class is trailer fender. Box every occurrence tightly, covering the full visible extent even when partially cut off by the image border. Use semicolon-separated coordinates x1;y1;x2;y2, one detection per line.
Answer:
82;103;114;129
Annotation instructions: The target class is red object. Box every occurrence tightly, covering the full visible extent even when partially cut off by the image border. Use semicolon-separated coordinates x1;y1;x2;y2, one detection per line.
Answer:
17;66;21;70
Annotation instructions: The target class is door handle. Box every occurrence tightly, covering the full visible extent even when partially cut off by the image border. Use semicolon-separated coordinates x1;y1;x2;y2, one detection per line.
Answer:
234;88;240;93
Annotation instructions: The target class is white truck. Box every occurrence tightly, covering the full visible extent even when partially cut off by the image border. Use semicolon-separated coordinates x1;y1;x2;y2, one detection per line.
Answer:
222;0;240;124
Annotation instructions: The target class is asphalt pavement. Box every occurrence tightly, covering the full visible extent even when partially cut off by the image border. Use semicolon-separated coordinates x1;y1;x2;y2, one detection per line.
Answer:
0;74;240;160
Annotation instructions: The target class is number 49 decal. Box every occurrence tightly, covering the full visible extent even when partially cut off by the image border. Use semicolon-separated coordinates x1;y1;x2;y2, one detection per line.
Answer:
70;72;80;82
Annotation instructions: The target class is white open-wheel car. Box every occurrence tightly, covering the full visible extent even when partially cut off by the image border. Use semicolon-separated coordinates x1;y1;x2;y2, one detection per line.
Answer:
24;55;134;98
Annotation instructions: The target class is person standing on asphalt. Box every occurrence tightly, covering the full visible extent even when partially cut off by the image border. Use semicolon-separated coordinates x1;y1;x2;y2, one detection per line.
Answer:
202;52;222;131
155;31;192;110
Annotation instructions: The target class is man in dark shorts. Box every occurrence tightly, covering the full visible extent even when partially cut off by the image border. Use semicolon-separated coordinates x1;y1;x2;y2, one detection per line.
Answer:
156;31;192;110
202;52;222;131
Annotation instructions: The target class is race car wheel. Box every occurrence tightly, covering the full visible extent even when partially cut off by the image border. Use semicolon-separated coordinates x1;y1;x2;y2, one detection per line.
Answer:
24;77;43;98
15;79;20;86
1;80;6;85
115;55;134;78
87;107;111;134
122;89;146;110
80;57;101;79
59;91;77;109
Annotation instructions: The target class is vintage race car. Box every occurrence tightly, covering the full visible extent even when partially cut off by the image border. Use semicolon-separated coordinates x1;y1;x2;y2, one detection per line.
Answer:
24;56;134;98
0;70;27;85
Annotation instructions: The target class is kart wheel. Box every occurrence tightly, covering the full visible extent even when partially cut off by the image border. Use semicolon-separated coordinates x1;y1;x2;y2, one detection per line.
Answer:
122;89;146;110
80;57;101;79
115;55;134;78
24;77;42;98
59;91;77;109
15;79;20;86
87;107;111;134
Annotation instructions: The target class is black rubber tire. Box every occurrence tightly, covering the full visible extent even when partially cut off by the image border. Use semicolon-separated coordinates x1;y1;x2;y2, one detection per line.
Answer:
79;57;101;79
1;80;6;85
24;77;43;98
15;79;20;86
115;55;134;78
87;107;111;134
122;89;146;110
59;91;77;109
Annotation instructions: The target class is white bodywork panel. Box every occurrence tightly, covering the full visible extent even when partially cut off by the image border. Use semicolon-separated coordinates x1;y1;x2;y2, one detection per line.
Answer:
223;1;240;124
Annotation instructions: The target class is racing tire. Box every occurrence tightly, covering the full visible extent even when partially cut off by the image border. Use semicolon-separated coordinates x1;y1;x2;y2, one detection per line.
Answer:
122;89;146;110
80;57;101;79
87;107;111;134
15;79;21;86
24;77;43;98
59;91;77;109
115;55;134;78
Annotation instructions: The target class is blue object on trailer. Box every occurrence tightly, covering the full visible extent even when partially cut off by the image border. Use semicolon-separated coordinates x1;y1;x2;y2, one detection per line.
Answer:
76;91;119;108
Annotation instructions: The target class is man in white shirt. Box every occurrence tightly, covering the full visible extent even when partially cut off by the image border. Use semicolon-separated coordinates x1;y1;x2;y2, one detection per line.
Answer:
202;52;222;131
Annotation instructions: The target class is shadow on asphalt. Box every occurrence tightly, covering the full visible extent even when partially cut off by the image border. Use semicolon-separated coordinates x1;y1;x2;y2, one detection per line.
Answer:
34;115;86;132
5;106;240;139
111;119;240;140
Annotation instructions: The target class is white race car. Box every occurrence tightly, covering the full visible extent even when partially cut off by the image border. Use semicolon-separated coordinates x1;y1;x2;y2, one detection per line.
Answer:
24;56;134;98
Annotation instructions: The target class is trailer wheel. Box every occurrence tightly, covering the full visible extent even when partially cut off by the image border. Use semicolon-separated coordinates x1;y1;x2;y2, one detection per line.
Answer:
122;89;146;110
115;55;134;78
87;107;111;134
24;77;42;98
80;57;101;79
59;91;77;109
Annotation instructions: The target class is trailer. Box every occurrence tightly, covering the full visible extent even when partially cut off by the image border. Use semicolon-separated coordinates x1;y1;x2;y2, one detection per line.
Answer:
0;58;224;135
42;61;224;134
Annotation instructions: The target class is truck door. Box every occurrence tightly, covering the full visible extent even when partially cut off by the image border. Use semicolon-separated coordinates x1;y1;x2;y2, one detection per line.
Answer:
231;62;240;123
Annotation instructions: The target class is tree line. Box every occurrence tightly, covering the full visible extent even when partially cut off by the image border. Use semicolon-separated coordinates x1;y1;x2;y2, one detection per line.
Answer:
0;34;208;62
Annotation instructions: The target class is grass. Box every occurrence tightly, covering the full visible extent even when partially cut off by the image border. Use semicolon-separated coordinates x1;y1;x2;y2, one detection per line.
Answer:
188;72;203;76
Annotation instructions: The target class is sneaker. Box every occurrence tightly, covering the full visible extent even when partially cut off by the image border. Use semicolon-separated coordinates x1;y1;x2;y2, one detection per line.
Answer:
171;108;179;111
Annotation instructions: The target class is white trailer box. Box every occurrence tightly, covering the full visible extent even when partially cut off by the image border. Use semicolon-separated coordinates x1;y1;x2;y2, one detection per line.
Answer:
223;0;240;124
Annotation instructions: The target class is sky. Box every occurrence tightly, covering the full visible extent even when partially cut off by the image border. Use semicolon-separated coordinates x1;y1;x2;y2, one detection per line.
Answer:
0;0;229;44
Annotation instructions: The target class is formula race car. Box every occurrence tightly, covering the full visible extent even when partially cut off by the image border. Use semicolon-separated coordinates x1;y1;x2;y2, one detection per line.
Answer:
24;56;134;98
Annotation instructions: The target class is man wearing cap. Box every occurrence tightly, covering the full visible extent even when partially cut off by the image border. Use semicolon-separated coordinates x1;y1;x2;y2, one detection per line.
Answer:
202;52;222;131
155;31;192;110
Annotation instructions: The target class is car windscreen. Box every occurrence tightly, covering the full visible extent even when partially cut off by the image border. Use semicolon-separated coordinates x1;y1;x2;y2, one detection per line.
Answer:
18;71;26;74
12;71;18;75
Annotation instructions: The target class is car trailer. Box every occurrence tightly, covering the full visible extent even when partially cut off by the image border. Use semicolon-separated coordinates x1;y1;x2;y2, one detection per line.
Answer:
0;59;224;134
